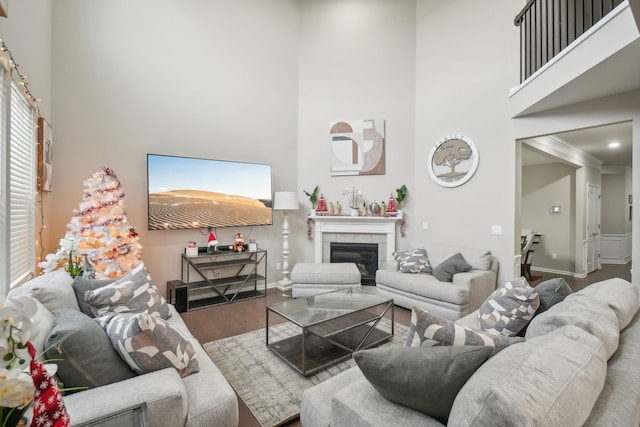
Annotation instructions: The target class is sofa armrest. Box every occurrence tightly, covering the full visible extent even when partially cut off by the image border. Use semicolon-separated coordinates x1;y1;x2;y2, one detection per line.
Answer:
382;260;398;271
62;368;187;427
452;269;497;313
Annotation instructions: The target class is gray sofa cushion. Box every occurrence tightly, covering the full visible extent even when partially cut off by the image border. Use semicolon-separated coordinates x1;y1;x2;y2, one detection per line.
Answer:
331;378;445;427
405;307;523;354
8;269;79;317
431;253;471;282
576;277;639;330
525;293;620;359
354;345;492;423
478;280;539;336
449;325;607;427
45;309;136;389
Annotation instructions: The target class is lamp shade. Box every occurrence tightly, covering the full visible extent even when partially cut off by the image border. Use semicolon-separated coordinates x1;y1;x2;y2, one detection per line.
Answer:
273;191;299;211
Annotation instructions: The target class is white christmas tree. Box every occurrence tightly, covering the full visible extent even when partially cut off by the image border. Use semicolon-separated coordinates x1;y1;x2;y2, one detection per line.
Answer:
42;167;143;279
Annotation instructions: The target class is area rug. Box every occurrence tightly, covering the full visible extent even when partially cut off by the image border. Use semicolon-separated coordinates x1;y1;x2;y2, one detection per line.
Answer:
204;318;409;427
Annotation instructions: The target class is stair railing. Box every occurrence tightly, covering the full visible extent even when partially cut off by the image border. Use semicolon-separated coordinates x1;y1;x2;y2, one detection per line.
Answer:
515;0;625;82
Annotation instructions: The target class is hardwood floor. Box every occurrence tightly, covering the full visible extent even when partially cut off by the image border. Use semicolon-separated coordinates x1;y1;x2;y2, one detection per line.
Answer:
528;262;632;292
180;262;630;427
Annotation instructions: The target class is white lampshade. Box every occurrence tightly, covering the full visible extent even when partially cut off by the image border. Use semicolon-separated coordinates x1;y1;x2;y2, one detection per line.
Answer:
273;191;299;211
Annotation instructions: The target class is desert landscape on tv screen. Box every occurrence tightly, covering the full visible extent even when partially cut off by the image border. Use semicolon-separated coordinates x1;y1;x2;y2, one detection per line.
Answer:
147;155;272;230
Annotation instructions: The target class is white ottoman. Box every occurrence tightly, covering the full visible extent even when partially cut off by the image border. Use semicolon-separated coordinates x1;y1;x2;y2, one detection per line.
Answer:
291;262;362;298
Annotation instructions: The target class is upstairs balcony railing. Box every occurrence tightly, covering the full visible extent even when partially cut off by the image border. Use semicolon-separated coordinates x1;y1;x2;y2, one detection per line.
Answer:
515;0;625;82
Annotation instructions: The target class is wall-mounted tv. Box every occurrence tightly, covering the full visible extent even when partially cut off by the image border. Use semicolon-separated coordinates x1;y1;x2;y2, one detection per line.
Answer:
147;154;273;230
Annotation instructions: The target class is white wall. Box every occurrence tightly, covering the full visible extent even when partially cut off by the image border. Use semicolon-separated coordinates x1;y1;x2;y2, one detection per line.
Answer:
602;173;627;233
50;0;300;290
522;163;576;273
414;0;523;284
296;0;417;264
0;0;53;271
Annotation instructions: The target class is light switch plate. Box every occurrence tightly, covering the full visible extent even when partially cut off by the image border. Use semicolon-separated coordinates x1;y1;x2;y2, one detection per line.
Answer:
491;225;503;235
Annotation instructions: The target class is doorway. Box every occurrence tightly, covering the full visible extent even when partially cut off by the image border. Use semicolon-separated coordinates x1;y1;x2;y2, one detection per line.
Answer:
519;121;632;280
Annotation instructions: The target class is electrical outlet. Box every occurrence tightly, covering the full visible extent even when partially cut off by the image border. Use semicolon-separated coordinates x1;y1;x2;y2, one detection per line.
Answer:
551;253;558;260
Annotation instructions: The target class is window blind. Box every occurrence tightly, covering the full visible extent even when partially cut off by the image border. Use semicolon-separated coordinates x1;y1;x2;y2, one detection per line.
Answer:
0;61;36;291
8;81;35;287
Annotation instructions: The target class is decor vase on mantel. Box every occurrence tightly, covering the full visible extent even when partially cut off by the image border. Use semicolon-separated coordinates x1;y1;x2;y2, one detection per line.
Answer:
350;208;359;217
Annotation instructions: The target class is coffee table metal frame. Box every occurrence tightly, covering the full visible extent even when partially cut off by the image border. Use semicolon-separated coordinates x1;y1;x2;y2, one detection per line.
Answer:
265;288;394;376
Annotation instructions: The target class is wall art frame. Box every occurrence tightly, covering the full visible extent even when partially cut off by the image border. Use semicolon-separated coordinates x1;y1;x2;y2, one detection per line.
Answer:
427;134;479;188
329;119;385;176
37;117;53;192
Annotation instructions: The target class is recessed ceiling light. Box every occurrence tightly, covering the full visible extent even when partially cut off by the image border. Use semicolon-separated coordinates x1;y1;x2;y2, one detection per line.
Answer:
608;142;620;148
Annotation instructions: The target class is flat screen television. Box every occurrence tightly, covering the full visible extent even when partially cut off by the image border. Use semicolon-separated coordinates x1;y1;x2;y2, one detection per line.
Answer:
147;154;273;230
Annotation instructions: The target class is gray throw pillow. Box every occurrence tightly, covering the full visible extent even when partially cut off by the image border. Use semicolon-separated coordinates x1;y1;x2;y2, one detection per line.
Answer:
405;306;524;354
431;253;472;282
103;312;200;378
354;345;493;424
45;309;136;390
72;276;117;318
393;247;431;274
535;277;572;313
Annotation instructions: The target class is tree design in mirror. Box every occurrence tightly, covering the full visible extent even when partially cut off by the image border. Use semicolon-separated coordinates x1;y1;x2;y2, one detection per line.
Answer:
330;119;385;176
428;134;479;187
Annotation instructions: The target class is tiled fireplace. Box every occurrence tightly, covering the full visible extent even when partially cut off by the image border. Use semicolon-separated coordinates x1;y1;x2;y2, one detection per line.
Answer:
310;213;403;270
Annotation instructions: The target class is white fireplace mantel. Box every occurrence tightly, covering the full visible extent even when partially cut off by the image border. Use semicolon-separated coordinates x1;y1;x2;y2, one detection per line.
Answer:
309;213;403;263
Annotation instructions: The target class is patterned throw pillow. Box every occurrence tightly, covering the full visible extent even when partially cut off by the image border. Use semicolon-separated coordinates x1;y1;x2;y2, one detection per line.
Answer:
478;279;540;336
85;266;171;319
103;312;199;377
393;247;431;274
404;306;524;355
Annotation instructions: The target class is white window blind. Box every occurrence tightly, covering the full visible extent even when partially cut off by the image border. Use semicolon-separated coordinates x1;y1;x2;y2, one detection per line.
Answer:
0;61;36;291
8;81;35;287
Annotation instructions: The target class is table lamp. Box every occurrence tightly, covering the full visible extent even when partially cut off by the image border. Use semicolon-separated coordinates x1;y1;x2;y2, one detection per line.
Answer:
273;191;299;291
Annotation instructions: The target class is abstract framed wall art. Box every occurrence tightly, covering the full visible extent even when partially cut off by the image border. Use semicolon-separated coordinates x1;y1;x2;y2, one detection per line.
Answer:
427;134;479;187
330;119;385;176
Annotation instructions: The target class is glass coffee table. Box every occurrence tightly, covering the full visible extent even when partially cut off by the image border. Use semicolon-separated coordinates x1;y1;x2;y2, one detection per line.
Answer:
266;288;394;376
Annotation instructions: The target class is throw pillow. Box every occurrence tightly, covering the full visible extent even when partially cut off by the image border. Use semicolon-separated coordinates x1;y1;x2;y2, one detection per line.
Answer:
478;280;540;336
45;309;136;390
354;345;493;424
404;306;524;354
84;266;171;319
517;277;572;337
72;276;117;318
103;312;200;377
8;270;79;317
393;247;431;274
431;253;472;282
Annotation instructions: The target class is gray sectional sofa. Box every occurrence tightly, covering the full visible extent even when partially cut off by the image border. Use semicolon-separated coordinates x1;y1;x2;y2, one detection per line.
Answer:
375;243;498;320
301;277;640;426
6;268;239;427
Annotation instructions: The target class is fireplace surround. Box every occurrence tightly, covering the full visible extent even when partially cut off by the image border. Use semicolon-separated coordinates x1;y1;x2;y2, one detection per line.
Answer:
309;213;403;270
330;242;378;285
